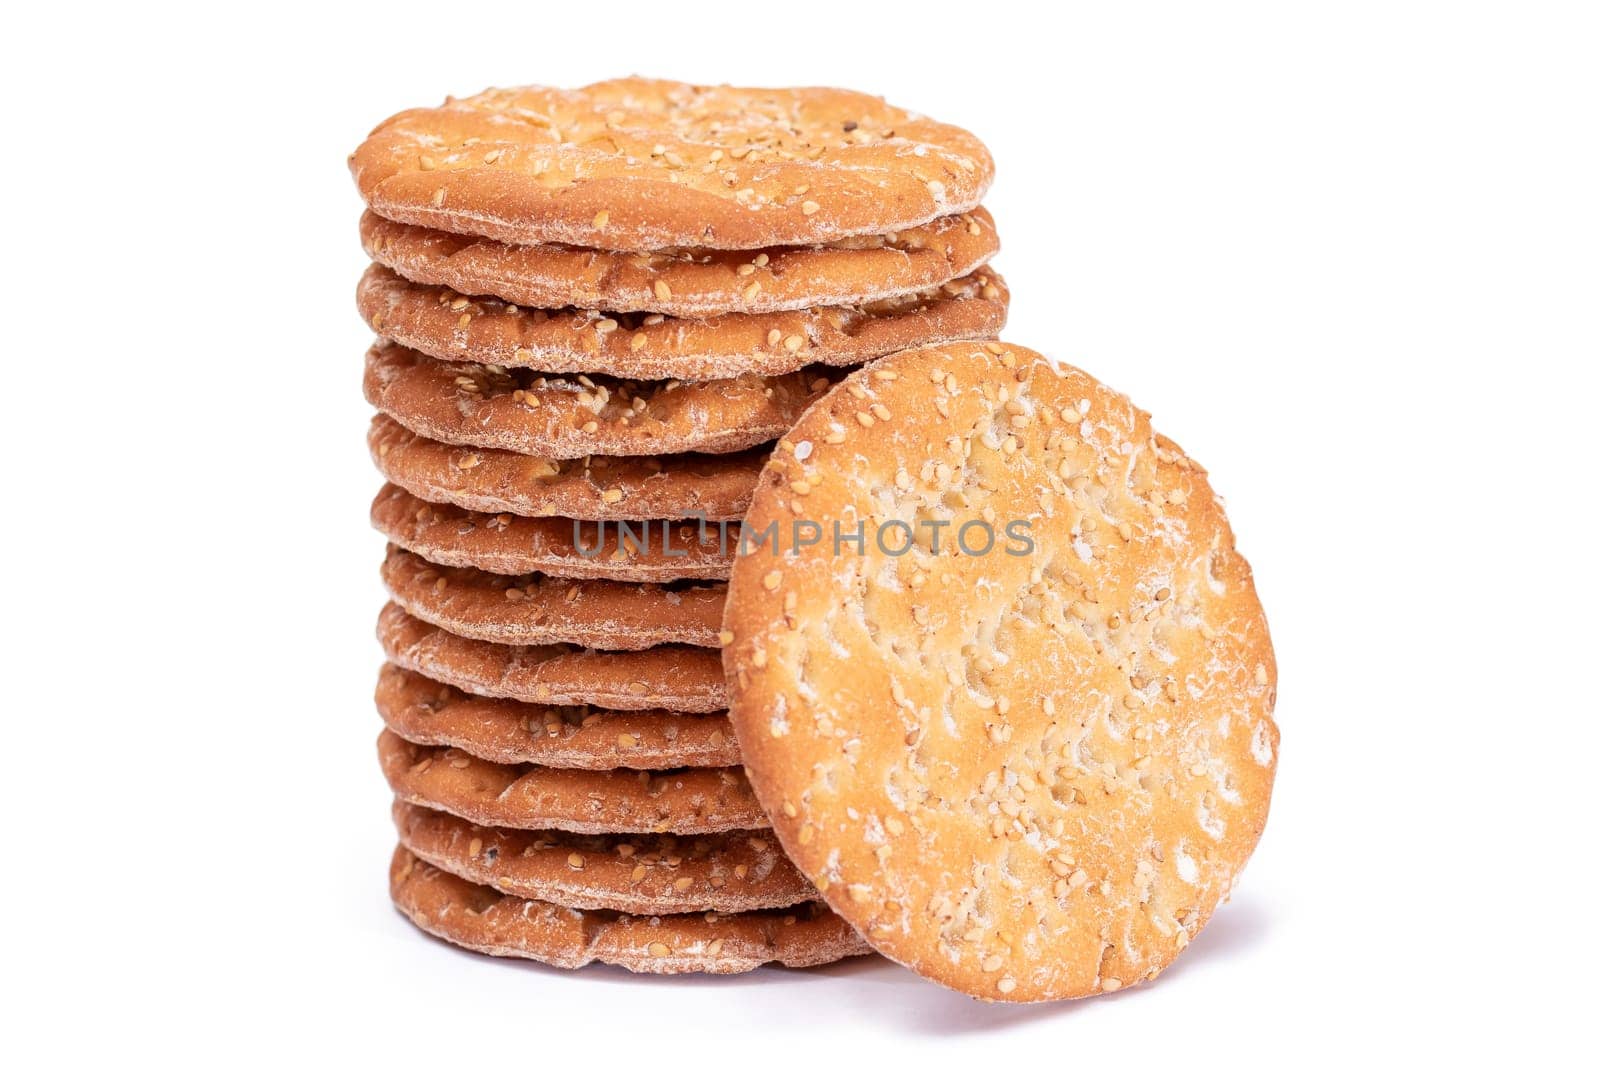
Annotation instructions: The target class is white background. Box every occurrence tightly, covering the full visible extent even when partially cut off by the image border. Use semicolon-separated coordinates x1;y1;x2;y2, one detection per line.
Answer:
4;1;1595;1060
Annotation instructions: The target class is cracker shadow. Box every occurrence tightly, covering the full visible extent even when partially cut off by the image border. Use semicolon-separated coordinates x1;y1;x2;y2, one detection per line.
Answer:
1152;893;1274;980
866;895;1274;1033
393;892;1273;1026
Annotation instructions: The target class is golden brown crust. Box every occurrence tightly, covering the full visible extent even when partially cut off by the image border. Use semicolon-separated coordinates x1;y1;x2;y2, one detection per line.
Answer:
378;731;766;834
392;803;817;914
377;665;738;770
351;78;992;253
358;263;1007;380
723;341;1278;1002
389;847;869;973
381;547;725;650
378;601;724;713
371;483;737;581
368;415;759;521
364;342;831;459
359;208;998;316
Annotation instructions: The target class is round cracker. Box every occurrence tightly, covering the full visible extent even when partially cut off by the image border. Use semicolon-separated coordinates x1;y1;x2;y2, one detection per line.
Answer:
392;802;817;915
378;730;766;834
380;547;725;650
723;341;1278;1002
360;208;998;317
371;483;736;581
378;601;724;713
368;415;759;521
350;78;992;253
357;263;1008;380
365;342;830;459
389;847;869;973
378;665;739;770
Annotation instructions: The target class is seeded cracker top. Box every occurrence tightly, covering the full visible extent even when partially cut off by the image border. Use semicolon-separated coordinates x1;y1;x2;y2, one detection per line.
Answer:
350;79;993;253
723;341;1278;1001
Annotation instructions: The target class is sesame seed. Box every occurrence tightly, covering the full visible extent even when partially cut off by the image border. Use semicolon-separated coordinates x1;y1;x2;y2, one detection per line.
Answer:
653;280;672;300
801;200;820;215
566;853;585;869
592;211;609;230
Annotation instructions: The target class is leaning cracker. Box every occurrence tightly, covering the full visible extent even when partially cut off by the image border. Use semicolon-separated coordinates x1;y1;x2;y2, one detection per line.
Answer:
378;665;739;770
351;78;992;253
381;547;724;649
360;208;998;316
378;731;765;834
368;415;759;521
393;802;817;914
358;263;1008;380
378;602;724;713
365;342;829;459
390;847;869;973
372;484;736;581
724;341;1278;1002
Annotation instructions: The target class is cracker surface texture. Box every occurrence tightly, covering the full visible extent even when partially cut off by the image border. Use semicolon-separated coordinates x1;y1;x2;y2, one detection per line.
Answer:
390;847;869;973
352;79;993;253
356;262;1007;381
724;341;1277;1001
392;803;818;915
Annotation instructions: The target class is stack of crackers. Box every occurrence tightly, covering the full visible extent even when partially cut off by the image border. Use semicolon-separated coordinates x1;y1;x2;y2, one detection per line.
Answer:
351;80;1006;973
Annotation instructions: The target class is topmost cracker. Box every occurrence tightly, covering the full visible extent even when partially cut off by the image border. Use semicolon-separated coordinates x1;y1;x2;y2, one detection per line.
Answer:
723;341;1278;1002
351;79;993;253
